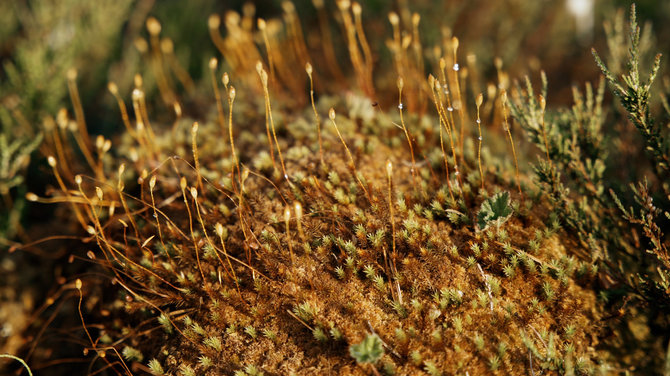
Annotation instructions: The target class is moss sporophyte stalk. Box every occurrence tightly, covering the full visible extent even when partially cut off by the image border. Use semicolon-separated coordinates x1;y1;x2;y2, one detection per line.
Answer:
2;1;670;375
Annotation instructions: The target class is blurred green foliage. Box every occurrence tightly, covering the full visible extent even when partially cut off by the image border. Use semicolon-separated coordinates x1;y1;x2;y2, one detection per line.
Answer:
0;0;134;124
0;0;133;239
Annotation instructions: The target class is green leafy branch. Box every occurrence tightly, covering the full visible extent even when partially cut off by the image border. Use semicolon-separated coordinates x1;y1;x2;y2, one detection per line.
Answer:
512;76;612;260
610;180;669;270
511;76;608;194
532;160;607;258
592;4;668;172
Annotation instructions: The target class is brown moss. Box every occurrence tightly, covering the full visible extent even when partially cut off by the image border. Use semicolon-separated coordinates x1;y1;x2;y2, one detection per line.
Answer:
56;103;603;374
34;3;610;375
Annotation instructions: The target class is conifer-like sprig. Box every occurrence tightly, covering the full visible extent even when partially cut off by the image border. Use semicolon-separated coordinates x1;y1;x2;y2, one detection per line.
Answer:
592;4;667;172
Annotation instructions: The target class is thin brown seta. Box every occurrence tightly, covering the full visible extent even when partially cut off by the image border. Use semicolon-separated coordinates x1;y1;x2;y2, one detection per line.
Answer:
66;69;91;148
75;280;96;356
397;77;417;184
171;102;182;142
337;0;373;97
131;88;157;161
94;136;111;185
282;1;311;70
223;76;241;182
208;14;226;56
107;82;135;138
500;90;522;194
438;58;462;187
294;202;305;241
67;70;100;179
305;62;324;167
428;75;455;201
133;76;158;146
312;0;346;83
49;113;74;180
47;156;87;229
388;12;402;79
215;222;243;301
75;174;183;292
76;278;134;376
116;164;141;244
149;176;166;252
160;37;195;94
24;192;110;206
209;58;227;145
410;13;426;112
256;61;276;171
450;38;467;169
475;93;485;191
328;108;371;203
74;175;110;252
222;76;253;263
190;186;228;288
257;62;289;183
180;177;205;281
146;17;176;106
284;205;295;264
352;2;375;96
191;122;205;194
386;160;398;302
257;19;276;87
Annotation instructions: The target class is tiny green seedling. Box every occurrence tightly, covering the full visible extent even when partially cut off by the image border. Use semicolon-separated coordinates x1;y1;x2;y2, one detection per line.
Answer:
349;333;384;364
477;191;513;231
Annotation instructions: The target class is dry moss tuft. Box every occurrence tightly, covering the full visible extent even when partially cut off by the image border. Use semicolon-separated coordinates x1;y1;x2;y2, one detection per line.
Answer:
27;1;633;375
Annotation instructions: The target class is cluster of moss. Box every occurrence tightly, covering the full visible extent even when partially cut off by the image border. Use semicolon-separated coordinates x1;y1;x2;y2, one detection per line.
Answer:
36;3;609;375
2;1;670;375
70;86;604;374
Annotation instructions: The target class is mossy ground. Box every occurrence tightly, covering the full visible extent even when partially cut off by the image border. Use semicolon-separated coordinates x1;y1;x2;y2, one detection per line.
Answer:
66;83;604;374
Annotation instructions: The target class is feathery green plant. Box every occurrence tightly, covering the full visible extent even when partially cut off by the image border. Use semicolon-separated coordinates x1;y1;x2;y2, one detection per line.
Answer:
593;5;667;172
